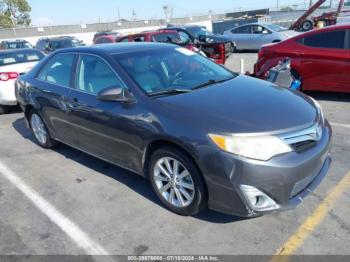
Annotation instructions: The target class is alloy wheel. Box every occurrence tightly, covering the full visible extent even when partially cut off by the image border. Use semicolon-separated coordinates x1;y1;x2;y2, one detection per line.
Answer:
31;114;48;145
153;157;195;208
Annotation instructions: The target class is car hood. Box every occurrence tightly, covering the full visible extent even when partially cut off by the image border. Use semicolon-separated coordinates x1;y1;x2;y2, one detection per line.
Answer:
280;30;300;38
156;75;317;134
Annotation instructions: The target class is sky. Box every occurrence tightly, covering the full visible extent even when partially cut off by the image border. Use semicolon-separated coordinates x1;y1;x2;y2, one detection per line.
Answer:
27;0;312;26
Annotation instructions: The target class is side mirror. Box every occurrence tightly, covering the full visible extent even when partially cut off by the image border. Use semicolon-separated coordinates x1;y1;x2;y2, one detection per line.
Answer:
262;30;269;34
97;87;136;103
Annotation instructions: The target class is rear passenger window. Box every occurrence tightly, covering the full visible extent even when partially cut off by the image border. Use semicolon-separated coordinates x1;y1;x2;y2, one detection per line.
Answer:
38;54;75;87
232;26;251;34
76;55;124;95
302;30;345;49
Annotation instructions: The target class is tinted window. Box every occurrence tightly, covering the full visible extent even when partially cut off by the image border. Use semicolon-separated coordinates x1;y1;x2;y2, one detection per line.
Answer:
51;38;83;50
178;31;192;43
302;30;345;49
232;25;251;34
0;50;45;66
186;27;213;38
5;41;33;49
116;47;234;95
119;37;130;42
76;55;124;95
252;25;267;34
152;33;181;43
131;36;145;42
38;54;75;87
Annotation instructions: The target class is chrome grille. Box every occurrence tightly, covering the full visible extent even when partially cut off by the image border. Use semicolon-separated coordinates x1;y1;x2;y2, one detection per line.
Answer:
280;123;322;153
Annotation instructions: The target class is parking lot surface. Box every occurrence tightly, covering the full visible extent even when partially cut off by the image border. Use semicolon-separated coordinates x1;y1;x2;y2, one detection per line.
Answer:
0;53;349;256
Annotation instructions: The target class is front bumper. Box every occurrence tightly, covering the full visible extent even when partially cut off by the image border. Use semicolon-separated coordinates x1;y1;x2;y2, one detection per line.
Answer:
0;79;17;106
200;122;332;217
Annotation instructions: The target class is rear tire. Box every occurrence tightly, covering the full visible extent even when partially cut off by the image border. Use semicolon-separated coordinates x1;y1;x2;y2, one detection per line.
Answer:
29;111;58;148
149;147;207;216
301;20;314;31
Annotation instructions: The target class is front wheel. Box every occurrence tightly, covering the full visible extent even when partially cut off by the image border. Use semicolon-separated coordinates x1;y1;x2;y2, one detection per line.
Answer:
29;111;58;148
149;147;207;216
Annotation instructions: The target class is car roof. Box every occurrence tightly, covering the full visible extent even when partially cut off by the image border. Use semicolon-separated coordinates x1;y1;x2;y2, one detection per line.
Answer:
1;39;28;43
54;42;175;55
39;36;77;41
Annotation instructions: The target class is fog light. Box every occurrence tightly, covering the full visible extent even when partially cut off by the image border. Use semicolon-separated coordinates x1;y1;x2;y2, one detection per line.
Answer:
240;185;279;212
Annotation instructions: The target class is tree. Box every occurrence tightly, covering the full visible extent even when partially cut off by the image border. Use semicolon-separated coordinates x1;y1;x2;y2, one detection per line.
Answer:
0;0;31;28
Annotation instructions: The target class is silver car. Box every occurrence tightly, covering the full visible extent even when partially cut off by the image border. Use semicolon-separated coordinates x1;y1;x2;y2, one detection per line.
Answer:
223;23;298;51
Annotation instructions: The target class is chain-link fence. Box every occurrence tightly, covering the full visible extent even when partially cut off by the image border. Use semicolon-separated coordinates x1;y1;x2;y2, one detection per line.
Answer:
0;14;227;39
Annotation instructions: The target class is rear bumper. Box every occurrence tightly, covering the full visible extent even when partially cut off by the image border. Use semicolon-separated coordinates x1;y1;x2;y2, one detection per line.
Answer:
200;122;332;217
0;80;17;106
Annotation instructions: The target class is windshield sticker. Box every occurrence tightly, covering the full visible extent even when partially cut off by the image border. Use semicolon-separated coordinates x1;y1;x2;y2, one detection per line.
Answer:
176;48;195;56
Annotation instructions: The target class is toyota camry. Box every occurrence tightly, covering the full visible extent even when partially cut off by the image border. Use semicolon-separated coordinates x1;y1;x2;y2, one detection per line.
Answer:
15;43;332;217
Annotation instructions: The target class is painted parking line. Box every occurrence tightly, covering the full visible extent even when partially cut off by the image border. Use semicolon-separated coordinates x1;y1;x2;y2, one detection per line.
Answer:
271;171;350;260
331;122;350;129
0;161;109;256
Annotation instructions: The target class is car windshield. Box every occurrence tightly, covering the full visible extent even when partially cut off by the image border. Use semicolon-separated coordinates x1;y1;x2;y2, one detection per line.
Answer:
0;50;44;66
187;27;214;38
265;24;287;32
52;38;83;49
153;33;182;44
6;41;33;49
115;47;235;96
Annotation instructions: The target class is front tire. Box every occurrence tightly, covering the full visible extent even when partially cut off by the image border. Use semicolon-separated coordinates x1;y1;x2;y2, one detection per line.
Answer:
29;111;58;148
149;147;207;216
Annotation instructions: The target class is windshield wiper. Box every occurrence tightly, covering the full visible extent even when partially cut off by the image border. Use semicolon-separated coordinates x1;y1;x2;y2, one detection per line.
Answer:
191;76;235;90
149;88;192;97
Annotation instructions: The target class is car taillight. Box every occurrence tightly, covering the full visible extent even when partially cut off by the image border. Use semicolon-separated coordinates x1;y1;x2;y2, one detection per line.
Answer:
0;72;19;81
211;43;225;64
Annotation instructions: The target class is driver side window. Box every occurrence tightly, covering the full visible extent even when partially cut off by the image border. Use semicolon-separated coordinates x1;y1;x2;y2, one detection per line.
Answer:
76;55;124;95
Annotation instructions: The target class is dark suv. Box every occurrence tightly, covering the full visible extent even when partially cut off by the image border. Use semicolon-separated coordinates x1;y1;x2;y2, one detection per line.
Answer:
165;25;235;64
36;36;85;54
0;39;34;50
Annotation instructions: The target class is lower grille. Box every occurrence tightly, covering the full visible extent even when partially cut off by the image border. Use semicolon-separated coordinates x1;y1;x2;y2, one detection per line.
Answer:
291;140;317;153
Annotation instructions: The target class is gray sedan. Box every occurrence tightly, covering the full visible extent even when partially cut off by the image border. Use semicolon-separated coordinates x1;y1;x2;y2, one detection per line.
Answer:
224;23;298;51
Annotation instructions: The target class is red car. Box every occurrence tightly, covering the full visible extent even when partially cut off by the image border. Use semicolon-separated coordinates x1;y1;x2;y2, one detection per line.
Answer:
254;24;350;93
94;34;123;44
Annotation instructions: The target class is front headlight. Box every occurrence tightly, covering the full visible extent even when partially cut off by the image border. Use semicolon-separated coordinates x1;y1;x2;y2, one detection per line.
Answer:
310;97;324;125
209;134;292;161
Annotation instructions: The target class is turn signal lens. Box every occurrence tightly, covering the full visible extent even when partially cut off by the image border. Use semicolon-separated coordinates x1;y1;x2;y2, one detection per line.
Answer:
209;134;292;161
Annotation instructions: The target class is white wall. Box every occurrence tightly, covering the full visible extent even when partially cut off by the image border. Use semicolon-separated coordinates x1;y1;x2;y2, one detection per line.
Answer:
1;20;213;46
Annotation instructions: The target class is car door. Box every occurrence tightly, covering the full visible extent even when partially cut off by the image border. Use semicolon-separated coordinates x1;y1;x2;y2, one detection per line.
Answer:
251;25;273;50
229;25;252;50
67;54;139;169
35;53;78;144
295;29;348;92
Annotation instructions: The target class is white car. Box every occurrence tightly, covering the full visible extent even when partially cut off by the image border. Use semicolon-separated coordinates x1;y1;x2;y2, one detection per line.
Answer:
0;49;45;114
223;23;299;51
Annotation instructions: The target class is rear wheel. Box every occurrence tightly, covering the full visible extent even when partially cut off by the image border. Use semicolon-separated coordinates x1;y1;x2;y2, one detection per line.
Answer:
149;147;207;216
29;111;58;148
301;20;314;31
